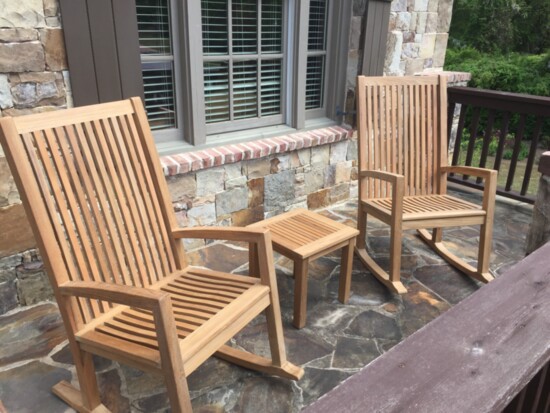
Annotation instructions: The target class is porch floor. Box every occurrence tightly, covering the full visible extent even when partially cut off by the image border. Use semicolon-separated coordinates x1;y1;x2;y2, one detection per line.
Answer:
0;187;533;413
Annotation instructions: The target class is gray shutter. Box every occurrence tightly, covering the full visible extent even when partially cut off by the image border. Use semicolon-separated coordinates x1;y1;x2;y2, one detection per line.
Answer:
58;0;144;106
361;0;392;76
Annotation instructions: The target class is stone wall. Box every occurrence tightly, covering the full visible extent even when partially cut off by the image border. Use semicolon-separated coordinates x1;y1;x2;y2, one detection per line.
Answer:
0;0;70;314
384;0;453;75
344;0;454;125
162;129;357;243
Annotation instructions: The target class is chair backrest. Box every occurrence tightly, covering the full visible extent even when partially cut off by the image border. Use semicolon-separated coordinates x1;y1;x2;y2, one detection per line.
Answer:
356;75;448;198
0;98;186;326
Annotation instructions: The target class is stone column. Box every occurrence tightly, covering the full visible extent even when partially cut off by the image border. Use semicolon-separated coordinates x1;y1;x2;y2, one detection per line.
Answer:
526;152;550;254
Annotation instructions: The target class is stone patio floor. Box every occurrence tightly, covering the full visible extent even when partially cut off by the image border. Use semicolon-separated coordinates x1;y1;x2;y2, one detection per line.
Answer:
0;187;533;413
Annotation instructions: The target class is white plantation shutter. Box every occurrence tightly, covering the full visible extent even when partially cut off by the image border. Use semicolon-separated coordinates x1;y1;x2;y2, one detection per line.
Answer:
306;0;327;110
136;0;177;130
201;0;284;132
132;0;338;141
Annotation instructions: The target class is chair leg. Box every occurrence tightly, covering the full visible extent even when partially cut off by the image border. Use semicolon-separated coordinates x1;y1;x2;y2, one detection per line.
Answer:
389;220;403;284
355;211;407;294
163;371;192;413
52;347;109;413
293;259;309;329
356;207;367;249
417;228;494;284
338;238;355;304
477;222;493;281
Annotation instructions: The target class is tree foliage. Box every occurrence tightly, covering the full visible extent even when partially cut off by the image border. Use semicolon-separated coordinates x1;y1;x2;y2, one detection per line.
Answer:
449;0;550;54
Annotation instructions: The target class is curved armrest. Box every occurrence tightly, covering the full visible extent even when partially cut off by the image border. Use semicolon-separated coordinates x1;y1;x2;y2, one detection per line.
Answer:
171;226;269;244
360;170;404;185
59;280;168;310
441;165;496;180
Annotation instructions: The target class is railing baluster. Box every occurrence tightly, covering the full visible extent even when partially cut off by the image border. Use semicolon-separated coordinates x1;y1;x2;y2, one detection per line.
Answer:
520;116;544;195
477;109;495;184
493;112;510;173
505;114;526;192
450;104;468;177
463;106;481;180
446;86;549;204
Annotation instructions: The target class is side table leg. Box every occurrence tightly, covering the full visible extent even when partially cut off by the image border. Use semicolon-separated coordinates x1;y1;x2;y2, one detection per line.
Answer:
293;258;309;329
249;243;259;277
338;238;355;304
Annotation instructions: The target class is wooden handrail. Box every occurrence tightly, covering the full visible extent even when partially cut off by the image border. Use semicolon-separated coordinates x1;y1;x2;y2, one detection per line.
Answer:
303;242;550;413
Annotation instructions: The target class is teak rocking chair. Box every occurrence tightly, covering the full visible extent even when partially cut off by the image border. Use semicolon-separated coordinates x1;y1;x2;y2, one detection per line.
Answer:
355;75;497;294
0;98;303;413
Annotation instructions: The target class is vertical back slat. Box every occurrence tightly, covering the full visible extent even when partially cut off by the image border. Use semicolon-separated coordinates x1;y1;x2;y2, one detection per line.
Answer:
55;126;120;287
129;97;187;270
95;117;153;287
116;114;166;281
65;124;132;288
358;76;444;199
78;121;140;287
384;84;391;197
373;85;380;198
22;132;94;323
414;84;421;193
403;85;410;196
119;114;175;277
42;129;111;314
92;119;150;286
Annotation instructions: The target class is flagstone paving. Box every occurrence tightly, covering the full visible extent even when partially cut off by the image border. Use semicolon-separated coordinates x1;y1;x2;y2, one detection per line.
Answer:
0;187;533;413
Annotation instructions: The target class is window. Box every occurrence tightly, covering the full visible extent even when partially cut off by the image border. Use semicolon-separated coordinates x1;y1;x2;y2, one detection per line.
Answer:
201;0;285;133
133;0;345;146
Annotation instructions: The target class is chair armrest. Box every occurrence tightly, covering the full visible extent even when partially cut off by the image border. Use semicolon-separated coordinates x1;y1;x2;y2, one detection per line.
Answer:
171;226;269;244
360;170;404;185
59;280;168;310
441;166;497;211
440;165;496;180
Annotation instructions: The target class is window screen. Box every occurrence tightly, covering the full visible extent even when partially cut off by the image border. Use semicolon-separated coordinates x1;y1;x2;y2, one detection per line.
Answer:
136;0;177;130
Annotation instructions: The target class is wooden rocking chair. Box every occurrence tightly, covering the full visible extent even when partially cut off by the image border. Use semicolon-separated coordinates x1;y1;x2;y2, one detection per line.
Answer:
0;98;303;412
355;75;497;294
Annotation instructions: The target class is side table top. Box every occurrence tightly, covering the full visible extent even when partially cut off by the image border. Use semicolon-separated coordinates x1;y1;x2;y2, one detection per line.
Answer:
248;209;359;259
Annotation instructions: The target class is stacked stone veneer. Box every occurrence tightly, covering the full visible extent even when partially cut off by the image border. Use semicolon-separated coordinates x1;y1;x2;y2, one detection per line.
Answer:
385;0;452;76
0;0;69;314
163;127;357;242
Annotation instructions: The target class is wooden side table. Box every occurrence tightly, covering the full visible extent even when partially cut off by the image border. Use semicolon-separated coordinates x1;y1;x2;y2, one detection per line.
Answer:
248;209;359;328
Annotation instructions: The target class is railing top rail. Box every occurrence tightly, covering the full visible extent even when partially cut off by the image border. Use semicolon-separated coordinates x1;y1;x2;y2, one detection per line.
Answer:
303;242;550;413
448;86;550;116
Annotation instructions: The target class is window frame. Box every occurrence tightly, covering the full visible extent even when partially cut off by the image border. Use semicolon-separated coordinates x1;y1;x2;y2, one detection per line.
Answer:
58;0;351;150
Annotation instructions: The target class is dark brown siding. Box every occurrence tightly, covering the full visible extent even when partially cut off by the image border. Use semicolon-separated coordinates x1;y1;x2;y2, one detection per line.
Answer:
361;0;392;76
59;0;144;106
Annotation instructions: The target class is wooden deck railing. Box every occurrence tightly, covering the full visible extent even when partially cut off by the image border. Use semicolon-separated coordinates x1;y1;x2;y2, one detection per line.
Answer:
447;87;550;204
304;242;550;413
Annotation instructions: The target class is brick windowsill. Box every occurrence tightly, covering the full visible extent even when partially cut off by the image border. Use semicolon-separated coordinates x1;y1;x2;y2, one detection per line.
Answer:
160;126;353;176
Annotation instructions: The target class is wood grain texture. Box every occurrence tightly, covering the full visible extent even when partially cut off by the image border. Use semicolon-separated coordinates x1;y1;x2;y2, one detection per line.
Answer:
355;75;497;293
303;242;550;413
249;209;359;328
0;98;303;413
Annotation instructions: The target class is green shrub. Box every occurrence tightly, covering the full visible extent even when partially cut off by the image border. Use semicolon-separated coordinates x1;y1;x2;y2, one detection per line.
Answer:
445;49;550;97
